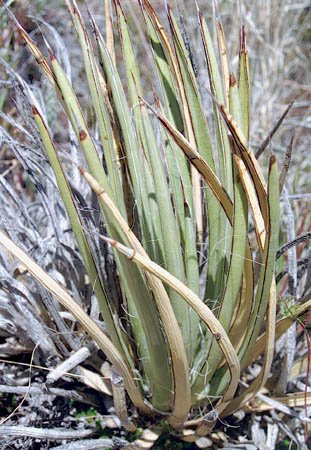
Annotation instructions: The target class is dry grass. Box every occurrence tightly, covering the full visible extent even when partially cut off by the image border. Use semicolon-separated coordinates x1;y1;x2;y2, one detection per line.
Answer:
0;1;310;449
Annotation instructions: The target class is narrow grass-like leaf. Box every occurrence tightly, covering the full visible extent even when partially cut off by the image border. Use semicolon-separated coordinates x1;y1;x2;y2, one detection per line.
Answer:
213;155;279;406
114;1;198;364
142;101;233;224
106;251;177;412
71;19;176;410
20;8;156;382
140;152;165;263
16;24;77;134
142;1;204;243
229;74;243;131
114;0;143;107
81;22;180;415
182;181;200;297
233;154;266;252
91;18;142;201
91;17;152;234
213;156;248;330
141;1;194;152
31;105;125;355
192;155;248;398
44;47;161;383
197;7;224;105
141;1;198;298
197;6;233;305
228;242;254;351
16;26;56;91
222;280;277;417
72;5;125;215
239;155;280;370
81;168;191;426
103;236;240;414
139;104;198;364
219;104;268;227
23;7;174;412
156;107;187;248
238;26;250;142
98;236;174;413
141;1;192;231
0;230;150;416
105;0;115;63
168;6;216;240
47;49;114;197
255;102;294;160
216;18;230;110
140;0;184;134
197;8;231;186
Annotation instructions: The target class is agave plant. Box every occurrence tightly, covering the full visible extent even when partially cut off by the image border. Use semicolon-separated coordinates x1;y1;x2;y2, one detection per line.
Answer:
1;0;311;447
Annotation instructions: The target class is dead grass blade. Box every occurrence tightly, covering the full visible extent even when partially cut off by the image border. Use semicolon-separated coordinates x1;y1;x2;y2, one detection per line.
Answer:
0;230;151;416
255;102;294;160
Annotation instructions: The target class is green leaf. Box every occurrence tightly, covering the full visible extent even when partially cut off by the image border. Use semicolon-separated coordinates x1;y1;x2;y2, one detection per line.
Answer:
31;105;125;357
81;168;191;427
0;229;150;415
104;234;240;415
239;154;280;370
73;5;125;216
192;155;248;398
116;0;199;364
238;26;250;142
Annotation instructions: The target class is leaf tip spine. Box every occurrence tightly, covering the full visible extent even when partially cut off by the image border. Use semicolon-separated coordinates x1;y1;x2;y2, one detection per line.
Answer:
240;24;247;54
108;238;117;247
270;154;276;165
48;47;56;61
77;165;85;175
79;129;87;141
31;104;39;115
229;73;236;87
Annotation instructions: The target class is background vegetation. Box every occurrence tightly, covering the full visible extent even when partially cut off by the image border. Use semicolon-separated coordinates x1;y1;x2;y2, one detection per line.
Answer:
0;0;310;449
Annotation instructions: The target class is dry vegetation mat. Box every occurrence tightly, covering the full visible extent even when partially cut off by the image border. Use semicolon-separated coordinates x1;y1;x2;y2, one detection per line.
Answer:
0;0;310;448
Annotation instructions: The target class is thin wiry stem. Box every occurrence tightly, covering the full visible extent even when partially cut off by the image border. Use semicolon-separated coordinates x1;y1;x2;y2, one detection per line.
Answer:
277;232;311;260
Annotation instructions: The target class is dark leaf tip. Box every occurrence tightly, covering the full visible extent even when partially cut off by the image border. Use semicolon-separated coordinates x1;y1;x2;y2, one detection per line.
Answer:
79;130;87;141
31;105;38;115
78;165;85;175
229;73;236;87
240;24;246;53
48;47;56;60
